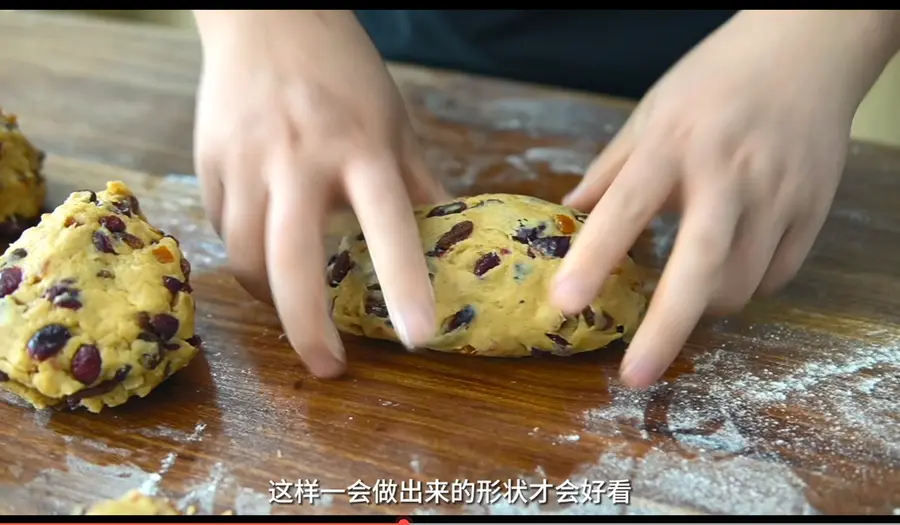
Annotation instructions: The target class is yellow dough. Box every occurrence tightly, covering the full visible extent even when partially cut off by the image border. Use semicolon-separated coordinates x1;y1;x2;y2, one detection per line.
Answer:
328;194;646;357
0;108;47;237
85;490;181;515
0;181;200;413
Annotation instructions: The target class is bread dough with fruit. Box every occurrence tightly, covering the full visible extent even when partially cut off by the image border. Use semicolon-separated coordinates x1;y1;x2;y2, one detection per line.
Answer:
327;194;646;357
0;108;47;237
0;181;200;413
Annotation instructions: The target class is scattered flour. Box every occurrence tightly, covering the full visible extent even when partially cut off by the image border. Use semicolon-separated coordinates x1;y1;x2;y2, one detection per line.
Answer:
575;319;900;514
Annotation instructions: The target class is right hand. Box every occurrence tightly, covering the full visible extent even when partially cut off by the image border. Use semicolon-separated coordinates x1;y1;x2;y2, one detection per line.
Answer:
192;10;447;377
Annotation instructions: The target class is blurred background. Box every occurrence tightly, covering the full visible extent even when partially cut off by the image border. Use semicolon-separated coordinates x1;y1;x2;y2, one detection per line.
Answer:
80;10;900;148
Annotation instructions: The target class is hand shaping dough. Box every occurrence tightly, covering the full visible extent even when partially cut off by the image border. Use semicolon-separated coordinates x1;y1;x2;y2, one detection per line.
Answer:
0;108;47;237
327;193;646;357
0;181;200;413
85;490;181;515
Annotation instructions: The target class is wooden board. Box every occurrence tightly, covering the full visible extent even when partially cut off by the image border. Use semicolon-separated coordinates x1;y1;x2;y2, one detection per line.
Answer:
0;11;899;516
1;149;899;516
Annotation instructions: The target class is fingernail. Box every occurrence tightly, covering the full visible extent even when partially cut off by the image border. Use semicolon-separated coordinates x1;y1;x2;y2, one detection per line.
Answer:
562;186;583;207
392;304;436;349
620;355;657;389
325;322;347;364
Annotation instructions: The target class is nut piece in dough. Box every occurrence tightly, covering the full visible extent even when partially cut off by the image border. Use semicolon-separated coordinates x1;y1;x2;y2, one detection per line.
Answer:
85;490;181;515
0;181;201;413
0;108;47;238
328;193;647;357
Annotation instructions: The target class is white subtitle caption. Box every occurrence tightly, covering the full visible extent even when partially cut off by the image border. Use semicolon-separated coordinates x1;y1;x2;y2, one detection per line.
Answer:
267;478;632;506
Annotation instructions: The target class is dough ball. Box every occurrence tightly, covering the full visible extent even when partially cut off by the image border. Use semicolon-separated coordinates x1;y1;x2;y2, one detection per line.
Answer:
328;194;646;357
0;181;200;413
0;108;47;238
85;490;180;515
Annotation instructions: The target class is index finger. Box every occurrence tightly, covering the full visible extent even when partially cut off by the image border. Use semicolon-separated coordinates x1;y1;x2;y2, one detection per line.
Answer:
343;155;436;349
620;191;740;388
265;153;346;378
551;146;677;314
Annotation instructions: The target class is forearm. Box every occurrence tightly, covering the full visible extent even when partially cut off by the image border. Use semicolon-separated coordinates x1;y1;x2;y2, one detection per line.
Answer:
192;10;367;68
192;10;359;51
733;10;900;108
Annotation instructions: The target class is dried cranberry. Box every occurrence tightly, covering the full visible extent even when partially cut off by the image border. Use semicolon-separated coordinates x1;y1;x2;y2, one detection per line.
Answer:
546;333;571;348
163;276;183;294
443;305;475;333
582;306;596;328
427;221;474;257
129;196;142;216
473;252;501;277
364;292;389;318
84;190;98;203
162;342;180;352
43;280;82;310
150;314;179;341
138;331;162;343
92;231;116;254
99;215;126;233
0;267;23;297
512;223;546;244
185;335;202;347
119;232;145;249
71;345;102;384
427;201;467;217
472;198;504;208
27;324;72;361
328;251;354;287
0;370;8;381
179;257;191;279
140;351;161;370
66;365;131;408
9;248;26;259
530;236;571;258
112;199;133;217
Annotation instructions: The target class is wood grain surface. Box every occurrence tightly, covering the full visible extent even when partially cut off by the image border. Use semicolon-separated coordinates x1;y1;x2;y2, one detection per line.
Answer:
1;11;900;516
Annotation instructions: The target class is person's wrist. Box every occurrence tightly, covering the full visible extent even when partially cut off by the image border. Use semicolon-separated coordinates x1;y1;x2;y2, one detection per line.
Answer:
734;11;900;112
193;10;359;65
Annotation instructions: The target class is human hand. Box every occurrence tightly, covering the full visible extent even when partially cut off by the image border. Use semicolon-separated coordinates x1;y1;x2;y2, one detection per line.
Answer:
192;11;447;377
551;11;899;389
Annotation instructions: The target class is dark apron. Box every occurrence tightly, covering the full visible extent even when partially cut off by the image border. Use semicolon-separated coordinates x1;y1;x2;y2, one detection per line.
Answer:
355;10;737;100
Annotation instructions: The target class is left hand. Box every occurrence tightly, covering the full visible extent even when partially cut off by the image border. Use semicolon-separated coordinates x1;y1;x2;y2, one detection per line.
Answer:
550;11;890;389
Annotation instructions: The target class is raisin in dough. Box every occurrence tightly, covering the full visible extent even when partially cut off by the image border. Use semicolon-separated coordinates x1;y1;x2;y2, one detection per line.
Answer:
0;108;47;237
328;194;646;357
0;181;200;413
84;491;181;515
